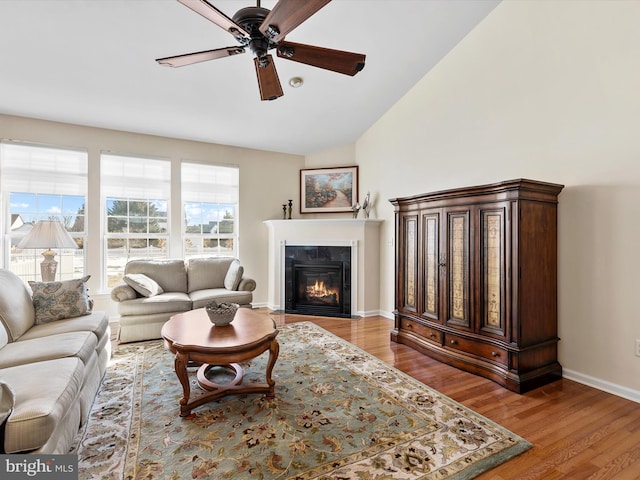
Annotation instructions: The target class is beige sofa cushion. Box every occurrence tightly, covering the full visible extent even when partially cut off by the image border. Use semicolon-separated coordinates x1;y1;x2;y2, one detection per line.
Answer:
125;259;187;293
187;257;235;293
190;288;253;309
117;292;192;316
18;310;109;345
0;270;35;341
1;357;84;453
0;332;97;369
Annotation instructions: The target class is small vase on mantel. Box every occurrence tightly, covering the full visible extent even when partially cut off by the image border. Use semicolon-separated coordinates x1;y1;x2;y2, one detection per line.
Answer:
352;202;361;218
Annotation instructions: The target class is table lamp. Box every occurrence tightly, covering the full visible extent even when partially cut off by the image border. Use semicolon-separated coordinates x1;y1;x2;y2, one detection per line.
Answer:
17;220;78;281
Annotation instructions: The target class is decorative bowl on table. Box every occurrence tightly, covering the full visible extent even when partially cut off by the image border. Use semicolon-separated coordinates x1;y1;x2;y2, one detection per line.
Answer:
205;301;239;326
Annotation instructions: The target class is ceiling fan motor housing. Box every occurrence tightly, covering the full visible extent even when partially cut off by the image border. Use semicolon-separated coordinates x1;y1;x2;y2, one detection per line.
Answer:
232;7;276;62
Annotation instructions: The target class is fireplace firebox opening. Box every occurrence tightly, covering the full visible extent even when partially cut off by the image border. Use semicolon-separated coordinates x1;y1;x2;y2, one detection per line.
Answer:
285;245;351;318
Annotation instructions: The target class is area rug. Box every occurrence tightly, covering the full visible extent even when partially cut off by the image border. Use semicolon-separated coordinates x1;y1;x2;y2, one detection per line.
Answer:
73;321;531;479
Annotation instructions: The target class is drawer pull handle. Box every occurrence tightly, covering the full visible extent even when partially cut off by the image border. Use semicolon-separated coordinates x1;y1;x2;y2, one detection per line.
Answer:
491;351;499;357
429;332;436;338
450;340;457;345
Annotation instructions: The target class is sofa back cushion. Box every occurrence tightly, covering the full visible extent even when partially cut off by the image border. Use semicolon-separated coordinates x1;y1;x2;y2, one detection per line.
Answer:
0;270;35;342
187;257;235;293
125;260;187;293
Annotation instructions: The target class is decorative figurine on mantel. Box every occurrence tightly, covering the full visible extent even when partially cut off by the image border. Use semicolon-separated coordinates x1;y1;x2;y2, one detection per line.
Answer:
362;192;372;218
288;200;293;219
282;204;287;219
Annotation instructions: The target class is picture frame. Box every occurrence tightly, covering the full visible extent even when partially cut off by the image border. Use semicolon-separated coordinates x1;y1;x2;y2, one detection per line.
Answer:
300;166;359;214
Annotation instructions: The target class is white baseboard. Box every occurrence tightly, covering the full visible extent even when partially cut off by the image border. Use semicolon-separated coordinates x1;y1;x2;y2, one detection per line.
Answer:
563;368;640;404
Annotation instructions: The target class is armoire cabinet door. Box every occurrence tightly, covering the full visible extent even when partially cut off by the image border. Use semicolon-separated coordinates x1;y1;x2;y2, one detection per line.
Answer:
400;213;419;313
421;211;440;321
479;203;508;338
445;209;471;329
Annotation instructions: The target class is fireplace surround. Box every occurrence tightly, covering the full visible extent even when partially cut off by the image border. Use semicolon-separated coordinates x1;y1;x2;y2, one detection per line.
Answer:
264;219;383;317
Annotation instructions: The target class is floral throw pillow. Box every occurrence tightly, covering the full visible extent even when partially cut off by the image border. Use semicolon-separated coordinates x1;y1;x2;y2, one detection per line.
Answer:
29;275;92;325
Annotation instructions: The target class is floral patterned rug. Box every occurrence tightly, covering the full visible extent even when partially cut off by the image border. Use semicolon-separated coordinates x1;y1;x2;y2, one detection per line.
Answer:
73;322;531;479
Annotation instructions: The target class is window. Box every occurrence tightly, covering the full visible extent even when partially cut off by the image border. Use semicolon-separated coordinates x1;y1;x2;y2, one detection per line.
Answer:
0;141;87;282
102;154;170;287
182;162;239;259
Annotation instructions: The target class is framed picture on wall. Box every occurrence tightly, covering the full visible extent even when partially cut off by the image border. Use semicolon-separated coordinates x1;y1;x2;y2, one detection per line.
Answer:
300;166;358;214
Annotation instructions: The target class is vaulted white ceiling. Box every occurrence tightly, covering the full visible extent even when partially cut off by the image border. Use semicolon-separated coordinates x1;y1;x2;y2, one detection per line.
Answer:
0;0;499;155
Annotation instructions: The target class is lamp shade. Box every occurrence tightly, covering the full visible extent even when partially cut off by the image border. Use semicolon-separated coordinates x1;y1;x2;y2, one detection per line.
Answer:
17;220;78;249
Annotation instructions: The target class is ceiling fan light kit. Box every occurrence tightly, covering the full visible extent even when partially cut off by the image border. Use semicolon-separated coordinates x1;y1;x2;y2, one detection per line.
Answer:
156;0;366;101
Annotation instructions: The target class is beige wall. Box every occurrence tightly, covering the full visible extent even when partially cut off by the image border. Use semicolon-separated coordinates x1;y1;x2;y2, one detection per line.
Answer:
350;0;640;398
0;114;304;312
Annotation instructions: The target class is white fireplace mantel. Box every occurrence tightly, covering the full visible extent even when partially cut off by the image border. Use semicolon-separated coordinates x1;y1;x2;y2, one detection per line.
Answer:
263;219;383;317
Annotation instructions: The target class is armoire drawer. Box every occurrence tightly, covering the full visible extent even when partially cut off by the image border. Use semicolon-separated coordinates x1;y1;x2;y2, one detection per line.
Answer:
400;319;442;344
444;333;508;366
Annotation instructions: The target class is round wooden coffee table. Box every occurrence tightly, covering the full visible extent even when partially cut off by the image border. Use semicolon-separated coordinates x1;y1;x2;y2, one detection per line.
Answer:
161;308;279;417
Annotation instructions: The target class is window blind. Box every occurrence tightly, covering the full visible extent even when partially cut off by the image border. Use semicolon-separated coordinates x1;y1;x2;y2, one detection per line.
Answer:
1;141;87;196
101;153;171;199
181;161;239;204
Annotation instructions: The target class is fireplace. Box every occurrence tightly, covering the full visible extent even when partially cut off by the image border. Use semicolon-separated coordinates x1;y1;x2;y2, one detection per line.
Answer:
284;245;351;318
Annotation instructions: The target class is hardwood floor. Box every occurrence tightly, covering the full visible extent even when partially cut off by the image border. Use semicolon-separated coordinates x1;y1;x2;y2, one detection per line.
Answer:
268;311;640;480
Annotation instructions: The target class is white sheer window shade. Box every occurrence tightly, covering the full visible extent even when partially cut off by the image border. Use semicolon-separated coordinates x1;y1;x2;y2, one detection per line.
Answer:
102;154;171;198
181;162;239;203
1;141;87;196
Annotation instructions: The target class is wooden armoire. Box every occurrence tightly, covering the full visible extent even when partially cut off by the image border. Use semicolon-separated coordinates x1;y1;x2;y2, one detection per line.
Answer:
390;179;564;393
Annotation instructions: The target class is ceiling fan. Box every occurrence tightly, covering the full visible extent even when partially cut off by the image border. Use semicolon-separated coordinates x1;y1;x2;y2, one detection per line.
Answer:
156;0;366;101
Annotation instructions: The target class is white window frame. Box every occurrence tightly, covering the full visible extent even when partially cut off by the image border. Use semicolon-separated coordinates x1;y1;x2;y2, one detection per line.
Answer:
181;161;239;260
0;140;87;282
101;153;171;288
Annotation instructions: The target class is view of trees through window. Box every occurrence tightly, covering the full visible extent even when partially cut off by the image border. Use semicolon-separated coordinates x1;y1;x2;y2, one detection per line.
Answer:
181;162;239;261
2;145;240;289
105;197;168;287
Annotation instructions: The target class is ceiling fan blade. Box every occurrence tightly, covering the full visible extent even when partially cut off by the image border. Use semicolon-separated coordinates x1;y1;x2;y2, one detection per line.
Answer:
156;46;245;67
259;0;331;44
254;55;283;101
178;0;250;40
277;42;365;76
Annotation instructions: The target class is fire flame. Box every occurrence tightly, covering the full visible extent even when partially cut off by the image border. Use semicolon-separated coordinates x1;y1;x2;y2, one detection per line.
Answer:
306;280;339;302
